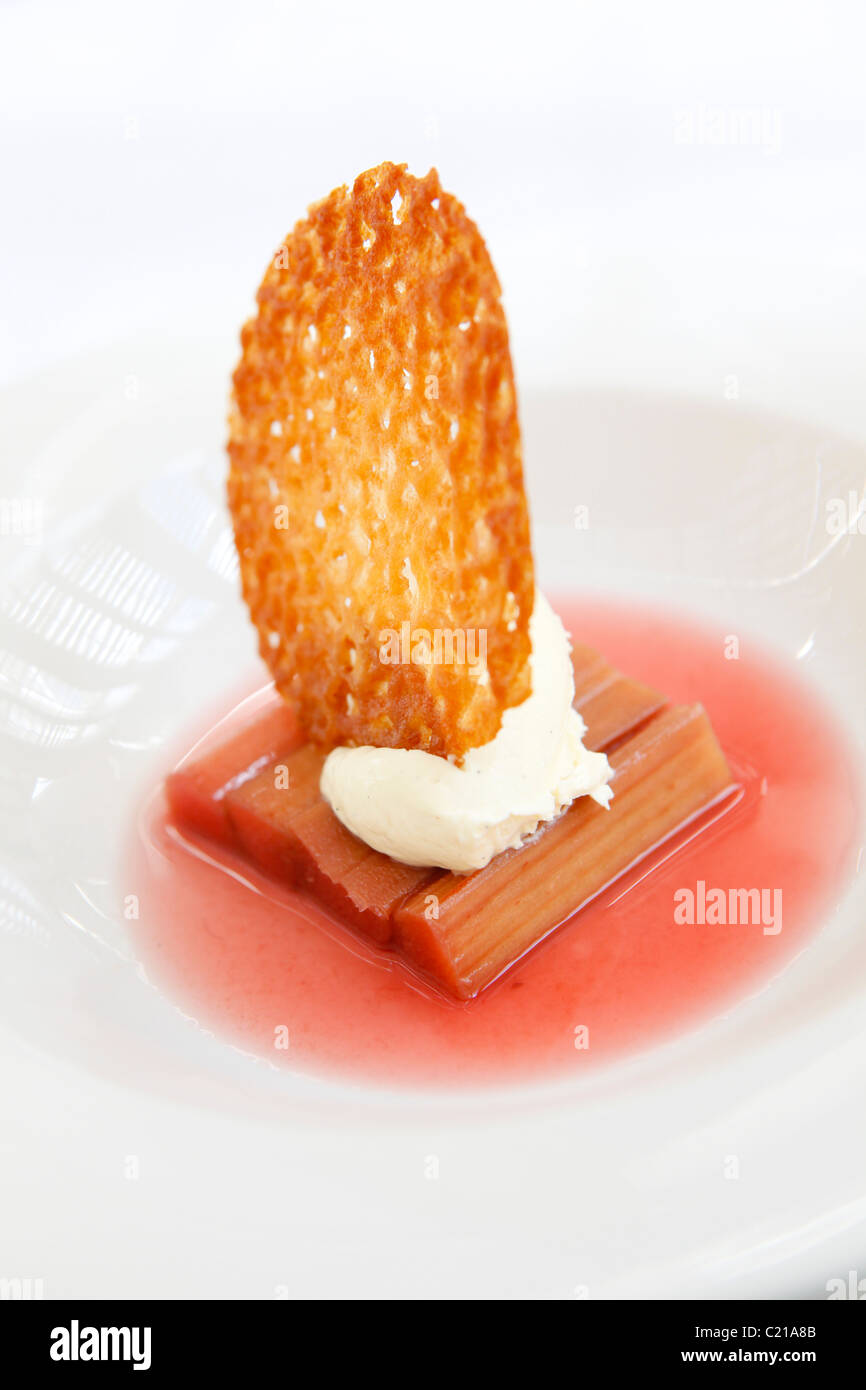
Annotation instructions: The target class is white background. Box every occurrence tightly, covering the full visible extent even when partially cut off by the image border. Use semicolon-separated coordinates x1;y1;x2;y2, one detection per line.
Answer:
2;0;866;436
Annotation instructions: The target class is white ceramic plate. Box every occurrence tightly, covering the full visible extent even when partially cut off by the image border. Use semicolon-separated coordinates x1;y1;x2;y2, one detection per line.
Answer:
1;338;865;1300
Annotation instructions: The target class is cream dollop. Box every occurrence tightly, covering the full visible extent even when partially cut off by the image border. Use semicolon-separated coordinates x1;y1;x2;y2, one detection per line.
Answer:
319;591;613;872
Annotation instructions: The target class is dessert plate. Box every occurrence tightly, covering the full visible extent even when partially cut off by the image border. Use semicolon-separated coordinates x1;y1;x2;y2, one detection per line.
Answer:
1;336;864;1299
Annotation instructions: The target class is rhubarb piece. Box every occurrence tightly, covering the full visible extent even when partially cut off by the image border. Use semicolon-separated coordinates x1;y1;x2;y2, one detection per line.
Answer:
339;855;435;945
224;745;326;880
290;805;432;944
580;673;666;752
393;704;733;999
570;642;617;701
166;701;301;846
226;752;431;939
570;645;666;751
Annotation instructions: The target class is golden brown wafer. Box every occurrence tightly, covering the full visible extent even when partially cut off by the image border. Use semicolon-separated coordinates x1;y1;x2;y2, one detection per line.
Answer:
228;162;533;761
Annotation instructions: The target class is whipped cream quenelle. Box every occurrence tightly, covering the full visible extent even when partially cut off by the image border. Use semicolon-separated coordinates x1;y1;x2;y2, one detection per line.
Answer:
319;592;613;873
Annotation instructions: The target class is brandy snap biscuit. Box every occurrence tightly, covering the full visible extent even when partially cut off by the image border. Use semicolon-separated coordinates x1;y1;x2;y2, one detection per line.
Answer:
228;162;534;760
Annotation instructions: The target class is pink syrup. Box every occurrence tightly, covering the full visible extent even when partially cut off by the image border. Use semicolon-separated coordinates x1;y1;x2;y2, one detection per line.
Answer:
126;598;861;1088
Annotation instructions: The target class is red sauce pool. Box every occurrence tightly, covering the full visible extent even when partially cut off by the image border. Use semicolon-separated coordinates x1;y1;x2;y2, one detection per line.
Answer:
126;598;861;1088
